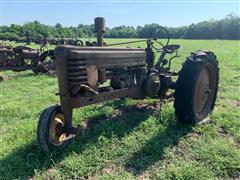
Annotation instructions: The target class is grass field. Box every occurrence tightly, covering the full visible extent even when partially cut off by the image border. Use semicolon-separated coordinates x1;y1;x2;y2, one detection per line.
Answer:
0;39;239;179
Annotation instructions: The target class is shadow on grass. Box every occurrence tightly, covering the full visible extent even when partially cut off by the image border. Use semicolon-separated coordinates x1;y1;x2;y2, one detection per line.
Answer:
124;120;191;175
0;99;191;179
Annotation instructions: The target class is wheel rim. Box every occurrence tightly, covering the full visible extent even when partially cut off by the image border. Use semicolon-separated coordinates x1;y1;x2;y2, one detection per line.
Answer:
39;51;55;73
49;113;67;146
193;63;216;120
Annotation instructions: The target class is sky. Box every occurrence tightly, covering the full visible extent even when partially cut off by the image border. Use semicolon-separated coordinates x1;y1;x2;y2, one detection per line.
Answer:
0;0;239;27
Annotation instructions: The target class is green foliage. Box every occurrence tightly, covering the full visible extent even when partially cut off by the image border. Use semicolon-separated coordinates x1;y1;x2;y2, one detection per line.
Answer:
105;26;136;38
0;13;239;40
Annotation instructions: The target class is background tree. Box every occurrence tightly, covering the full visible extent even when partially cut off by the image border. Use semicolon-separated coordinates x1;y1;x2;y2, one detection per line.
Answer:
0;13;239;40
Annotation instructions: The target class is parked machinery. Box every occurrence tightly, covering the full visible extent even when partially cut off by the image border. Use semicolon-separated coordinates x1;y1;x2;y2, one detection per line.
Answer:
0;45;55;74
0;39;103;77
37;17;219;152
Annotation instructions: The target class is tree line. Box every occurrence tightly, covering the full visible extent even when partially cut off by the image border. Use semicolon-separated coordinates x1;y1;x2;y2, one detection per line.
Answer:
0;13;239;40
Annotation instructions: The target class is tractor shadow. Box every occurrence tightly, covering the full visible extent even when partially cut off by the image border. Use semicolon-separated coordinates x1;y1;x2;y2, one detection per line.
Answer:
124;120;191;175
0;99;191;179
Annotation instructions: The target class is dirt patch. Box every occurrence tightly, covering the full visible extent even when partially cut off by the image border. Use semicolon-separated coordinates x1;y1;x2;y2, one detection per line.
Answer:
137;171;151;180
80;101;164;131
218;126;228;135
185;131;201;140
218;126;240;148
225;99;240;108
100;164;116;174
0;74;15;81
135;101;161;111
75;100;172;140
88;164;117;179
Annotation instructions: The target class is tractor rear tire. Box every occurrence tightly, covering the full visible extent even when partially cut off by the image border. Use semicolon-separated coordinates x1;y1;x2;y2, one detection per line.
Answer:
174;50;219;125
37;105;71;152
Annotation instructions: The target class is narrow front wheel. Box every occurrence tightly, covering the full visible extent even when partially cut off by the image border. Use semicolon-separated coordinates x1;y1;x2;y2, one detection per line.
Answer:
37;105;71;152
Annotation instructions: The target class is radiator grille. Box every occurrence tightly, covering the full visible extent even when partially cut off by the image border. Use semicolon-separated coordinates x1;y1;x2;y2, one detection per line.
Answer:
68;58;88;85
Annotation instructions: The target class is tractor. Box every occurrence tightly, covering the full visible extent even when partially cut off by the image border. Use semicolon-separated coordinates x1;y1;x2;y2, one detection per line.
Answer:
37;17;219;152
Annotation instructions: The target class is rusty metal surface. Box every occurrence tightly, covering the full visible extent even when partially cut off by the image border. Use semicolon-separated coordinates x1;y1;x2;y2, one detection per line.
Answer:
68;50;146;68
94;17;105;46
54;42;147;133
56;45;144;51
193;62;216;120
70;87;140;108
0;45;55;75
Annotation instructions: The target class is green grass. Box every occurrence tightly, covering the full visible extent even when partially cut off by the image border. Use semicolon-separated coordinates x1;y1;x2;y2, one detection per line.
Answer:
0;39;239;179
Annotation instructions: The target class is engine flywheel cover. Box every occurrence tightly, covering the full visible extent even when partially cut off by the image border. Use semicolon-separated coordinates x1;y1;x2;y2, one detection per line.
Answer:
145;73;161;97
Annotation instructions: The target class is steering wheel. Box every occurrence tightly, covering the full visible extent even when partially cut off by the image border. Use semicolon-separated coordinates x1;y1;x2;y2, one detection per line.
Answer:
148;26;170;50
158;44;181;54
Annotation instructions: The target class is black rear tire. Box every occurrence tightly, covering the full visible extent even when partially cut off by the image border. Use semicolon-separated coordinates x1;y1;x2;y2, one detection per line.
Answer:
174;51;219;125
37;105;71;152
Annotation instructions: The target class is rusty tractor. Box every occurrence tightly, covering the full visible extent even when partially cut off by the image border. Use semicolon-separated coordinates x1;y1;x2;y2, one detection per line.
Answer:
0;45;55;75
37;17;219;152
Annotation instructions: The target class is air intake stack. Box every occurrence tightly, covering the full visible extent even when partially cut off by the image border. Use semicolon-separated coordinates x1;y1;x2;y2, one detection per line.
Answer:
94;17;105;46
94;17;106;83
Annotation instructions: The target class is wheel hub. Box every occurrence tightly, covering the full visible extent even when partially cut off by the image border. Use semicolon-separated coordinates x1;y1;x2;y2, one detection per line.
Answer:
49;113;67;146
193;63;216;119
